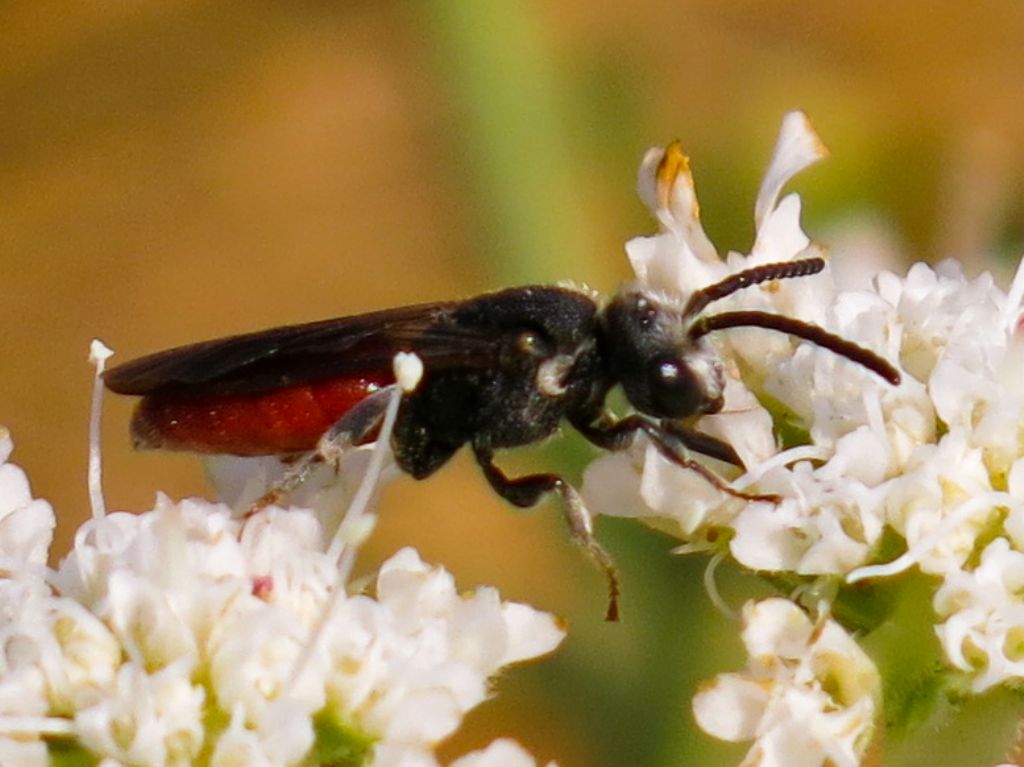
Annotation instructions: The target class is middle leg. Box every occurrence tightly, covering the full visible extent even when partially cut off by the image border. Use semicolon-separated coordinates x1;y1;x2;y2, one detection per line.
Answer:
473;444;621;621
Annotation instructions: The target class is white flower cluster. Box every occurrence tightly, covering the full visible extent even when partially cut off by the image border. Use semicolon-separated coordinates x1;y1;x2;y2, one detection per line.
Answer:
583;112;908;569
0;430;562;767
583;111;1024;750
693;599;878;767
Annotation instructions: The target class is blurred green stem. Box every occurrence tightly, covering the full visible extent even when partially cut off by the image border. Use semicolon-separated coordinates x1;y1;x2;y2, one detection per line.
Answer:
423;1;592;285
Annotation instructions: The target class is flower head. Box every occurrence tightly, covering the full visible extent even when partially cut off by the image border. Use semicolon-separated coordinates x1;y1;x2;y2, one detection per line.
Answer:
584;113;907;574
693;599;879;767
585;111;1024;750
0;434;563;766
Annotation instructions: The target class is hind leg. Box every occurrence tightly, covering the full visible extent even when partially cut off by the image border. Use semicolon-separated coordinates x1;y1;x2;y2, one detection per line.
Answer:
248;385;400;514
472;444;620;621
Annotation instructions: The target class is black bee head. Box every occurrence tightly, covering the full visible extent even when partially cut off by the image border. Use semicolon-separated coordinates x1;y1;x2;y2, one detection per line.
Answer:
598;257;902;423
600;289;725;419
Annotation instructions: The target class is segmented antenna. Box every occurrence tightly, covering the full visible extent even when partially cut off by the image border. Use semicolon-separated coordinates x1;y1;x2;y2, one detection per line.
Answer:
683;257;826;316
692;310;901;385
681;257;901;384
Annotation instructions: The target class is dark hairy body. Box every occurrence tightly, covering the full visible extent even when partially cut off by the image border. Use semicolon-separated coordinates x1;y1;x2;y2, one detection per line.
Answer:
105;258;901;619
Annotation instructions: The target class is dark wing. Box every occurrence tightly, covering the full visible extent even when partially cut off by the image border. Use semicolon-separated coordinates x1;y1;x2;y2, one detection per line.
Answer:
104;300;502;396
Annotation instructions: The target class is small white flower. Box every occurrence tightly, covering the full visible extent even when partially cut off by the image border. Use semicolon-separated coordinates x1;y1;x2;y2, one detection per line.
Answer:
41;598;122;713
449;738;558;767
729;459;884;574
323;548;563;749
584;111;899;576
585;112;1024;706
74;661;205;767
0;430;54;570
882;428;998;575
0;426;564;766
207;704;279;767
934;537;1024;691
693;599;878;767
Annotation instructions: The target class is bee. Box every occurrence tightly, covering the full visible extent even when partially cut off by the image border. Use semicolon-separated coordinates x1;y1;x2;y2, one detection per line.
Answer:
105;257;900;619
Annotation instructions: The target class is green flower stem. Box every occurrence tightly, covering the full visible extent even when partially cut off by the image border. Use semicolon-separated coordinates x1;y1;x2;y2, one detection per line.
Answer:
423;1;592;285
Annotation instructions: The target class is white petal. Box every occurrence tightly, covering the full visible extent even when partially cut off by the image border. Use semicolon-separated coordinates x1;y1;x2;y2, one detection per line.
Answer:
0;738;47;767
370;744;441;767
0;498;53;568
750;194;811;266
740;599;814;661
581;452;651;520
376;547;458;621
754;112;828;231
450;738;549;767
700;380;777;470
692;673;768;741
0;430;12;465
370;687;462;743
640;444;728;535
624;231;726;296
635;143;718;262
730;499;807;572
499;602;565;665
0;464;33;518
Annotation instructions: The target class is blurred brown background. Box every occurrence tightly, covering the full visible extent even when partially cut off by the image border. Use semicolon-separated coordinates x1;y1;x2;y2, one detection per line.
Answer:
3;2;1023;766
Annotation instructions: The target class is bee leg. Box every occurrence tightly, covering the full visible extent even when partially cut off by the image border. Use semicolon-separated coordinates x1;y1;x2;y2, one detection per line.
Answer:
248;385;401;515
472;444;621;622
660;423;744;469
574;414;779;504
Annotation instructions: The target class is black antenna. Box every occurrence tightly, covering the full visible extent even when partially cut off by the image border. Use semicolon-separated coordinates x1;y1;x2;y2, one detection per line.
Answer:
692;310;901;385
684;258;826;317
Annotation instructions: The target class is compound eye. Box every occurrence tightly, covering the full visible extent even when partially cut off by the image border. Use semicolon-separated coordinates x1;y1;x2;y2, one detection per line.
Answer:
647;354;703;417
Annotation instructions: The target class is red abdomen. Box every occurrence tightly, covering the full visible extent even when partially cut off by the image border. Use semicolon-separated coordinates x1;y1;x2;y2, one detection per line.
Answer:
130;374;393;456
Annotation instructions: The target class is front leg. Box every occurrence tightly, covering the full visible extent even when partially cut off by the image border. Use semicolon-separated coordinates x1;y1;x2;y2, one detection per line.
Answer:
572;411;744;467
572;413;778;504
472;444;621;622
